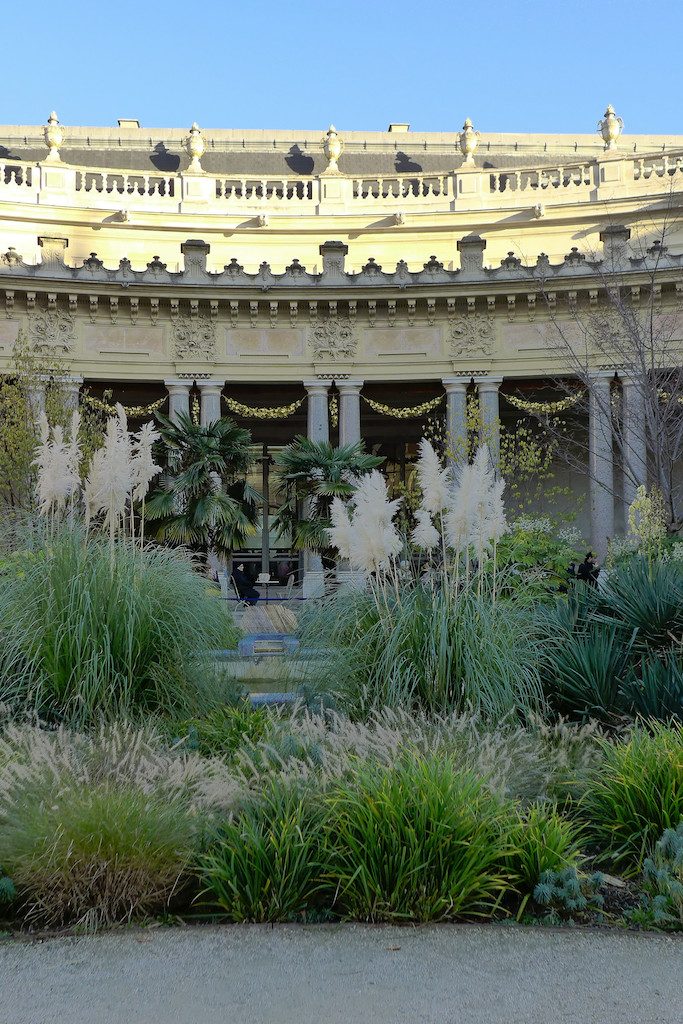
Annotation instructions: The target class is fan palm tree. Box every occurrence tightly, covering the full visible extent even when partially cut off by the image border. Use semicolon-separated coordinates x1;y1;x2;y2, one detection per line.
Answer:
145;412;260;558
272;436;383;553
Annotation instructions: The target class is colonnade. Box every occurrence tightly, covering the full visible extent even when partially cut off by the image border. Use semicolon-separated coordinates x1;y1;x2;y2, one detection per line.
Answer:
25;371;649;561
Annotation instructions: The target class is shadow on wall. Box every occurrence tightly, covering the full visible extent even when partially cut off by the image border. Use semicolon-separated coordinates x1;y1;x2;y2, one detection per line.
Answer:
395;151;422;173
150;143;181;173
285;145;315;175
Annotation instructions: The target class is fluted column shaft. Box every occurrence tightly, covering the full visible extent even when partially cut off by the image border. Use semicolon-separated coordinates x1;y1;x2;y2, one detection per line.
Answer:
442;377;469;467
197;381;224;427
303;379;332;583
589;372;615;559
338;379;363;447
164;379;191;424
621;377;647;518
474;376;503;472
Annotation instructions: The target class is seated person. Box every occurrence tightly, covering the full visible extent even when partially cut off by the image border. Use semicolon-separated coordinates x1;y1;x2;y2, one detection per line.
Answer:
231;563;260;605
576;551;600;587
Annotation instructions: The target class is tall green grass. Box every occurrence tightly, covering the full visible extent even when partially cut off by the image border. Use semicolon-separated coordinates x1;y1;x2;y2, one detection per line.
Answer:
0;531;239;725
301;578;542;719
581;721;683;873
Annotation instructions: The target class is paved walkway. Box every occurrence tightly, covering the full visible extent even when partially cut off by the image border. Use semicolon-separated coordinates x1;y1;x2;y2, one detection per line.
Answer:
1;923;680;1024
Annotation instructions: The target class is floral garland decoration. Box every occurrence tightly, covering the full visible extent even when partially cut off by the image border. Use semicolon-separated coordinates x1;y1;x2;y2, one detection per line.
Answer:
82;394;166;418
329;394;339;429
222;395;304;420
362;395;444;419
504;391;585;415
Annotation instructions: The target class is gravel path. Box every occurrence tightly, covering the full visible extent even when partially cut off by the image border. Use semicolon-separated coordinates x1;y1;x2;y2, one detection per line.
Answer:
1;923;681;1024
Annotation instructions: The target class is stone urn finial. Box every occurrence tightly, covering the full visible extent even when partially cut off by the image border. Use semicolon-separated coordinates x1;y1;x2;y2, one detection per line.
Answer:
598;104;623;150
44;111;64;163
185;122;206;173
459;118;480;165
322;124;344;174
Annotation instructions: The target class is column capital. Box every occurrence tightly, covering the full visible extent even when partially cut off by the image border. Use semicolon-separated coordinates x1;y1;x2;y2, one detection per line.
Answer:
336;378;364;393
442;376;470;392
303;378;333;392
473;375;504;390
194;379;225;392
588;369;617;382
164;377;193;390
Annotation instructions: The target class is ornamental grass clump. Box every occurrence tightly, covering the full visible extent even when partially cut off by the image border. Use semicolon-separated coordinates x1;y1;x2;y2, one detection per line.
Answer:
0;722;213;928
580;721;683;873
323;755;515;922
199;782;327;922
0;530;238;725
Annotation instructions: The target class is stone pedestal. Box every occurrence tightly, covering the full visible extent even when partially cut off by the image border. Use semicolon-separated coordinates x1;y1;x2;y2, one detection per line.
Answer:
302;570;325;599
589;373;615;558
338;379;363;447
442;377;469;467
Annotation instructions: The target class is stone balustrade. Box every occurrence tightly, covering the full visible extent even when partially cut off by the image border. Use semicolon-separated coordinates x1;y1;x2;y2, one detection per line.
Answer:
2;150;683;218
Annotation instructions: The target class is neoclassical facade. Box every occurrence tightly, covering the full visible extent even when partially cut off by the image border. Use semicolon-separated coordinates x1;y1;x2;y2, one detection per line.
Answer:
1;110;682;573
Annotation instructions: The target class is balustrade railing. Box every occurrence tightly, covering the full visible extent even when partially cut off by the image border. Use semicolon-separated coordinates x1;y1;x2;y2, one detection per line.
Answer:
0;152;680;214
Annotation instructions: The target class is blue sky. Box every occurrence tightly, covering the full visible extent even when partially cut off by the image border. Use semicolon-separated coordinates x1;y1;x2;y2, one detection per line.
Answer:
2;0;680;135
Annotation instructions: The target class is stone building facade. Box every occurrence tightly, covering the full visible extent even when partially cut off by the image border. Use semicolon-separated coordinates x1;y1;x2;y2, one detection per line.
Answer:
1;110;682;575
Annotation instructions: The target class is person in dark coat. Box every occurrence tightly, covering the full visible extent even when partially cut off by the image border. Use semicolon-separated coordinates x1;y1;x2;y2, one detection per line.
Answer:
576;551;600;587
231;563;260;605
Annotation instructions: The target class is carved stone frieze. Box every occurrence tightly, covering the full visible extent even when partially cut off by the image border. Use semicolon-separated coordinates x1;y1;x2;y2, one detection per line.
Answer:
448;313;494;358
28;309;75;352
173;314;216;360
309;315;357;360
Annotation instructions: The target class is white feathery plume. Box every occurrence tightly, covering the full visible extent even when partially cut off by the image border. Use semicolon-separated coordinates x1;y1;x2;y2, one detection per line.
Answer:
131;421;161;502
411;506;440;551
327;497;353;561
347;470;403;574
416;438;451;514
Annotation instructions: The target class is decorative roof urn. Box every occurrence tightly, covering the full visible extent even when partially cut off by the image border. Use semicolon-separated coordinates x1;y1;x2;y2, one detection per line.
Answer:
459;118;480;166
44;111;64;163
322;125;343;174
185;122;206;173
598;105;623;150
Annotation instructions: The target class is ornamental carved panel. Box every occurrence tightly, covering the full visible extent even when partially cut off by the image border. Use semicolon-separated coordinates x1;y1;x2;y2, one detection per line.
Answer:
448;314;494;358
309;315;357;360
173;315;216;360
28;310;75;353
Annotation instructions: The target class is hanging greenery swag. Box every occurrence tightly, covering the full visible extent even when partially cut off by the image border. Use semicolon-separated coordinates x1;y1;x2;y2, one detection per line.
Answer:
362;394;444;419
82;394;166;418
504;391;585;416
222;395;305;420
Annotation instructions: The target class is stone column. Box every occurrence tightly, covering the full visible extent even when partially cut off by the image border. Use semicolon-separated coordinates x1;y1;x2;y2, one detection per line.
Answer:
26;382;46;423
588;372;615;559
62;375;83;412
621;376;647;519
338;379;363;447
303;379;332;593
164;379;191;424
304;378;332;444
474;376;503;472
197;380;224;427
442;377;469;467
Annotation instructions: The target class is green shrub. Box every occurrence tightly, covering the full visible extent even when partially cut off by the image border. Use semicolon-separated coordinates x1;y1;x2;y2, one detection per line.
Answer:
0;531;239;725
176;704;272;759
493;522;582;597
323;755;515;922
581;722;683;873
302;580;542;720
0;866;15;906
199;783;326;922
505;803;584;900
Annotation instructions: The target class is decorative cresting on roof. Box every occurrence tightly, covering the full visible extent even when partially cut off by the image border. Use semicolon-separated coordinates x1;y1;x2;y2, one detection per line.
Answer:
1;233;682;291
